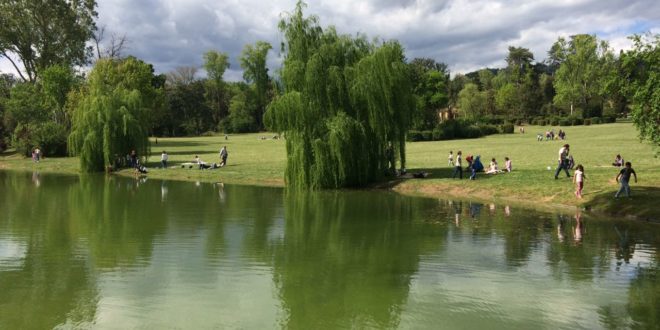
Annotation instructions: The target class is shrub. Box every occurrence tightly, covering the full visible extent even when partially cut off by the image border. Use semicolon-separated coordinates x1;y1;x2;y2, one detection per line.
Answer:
559;118;571;126
591;117;602;124
567;116;583;125
603;115;616;123
549;117;560;126
421;130;433;141
464;125;483;138
536;119;546;126
434;121;456;140
584;118;591;126
12;122;68;157
407;130;424;142
477;124;498;136
500;123;514;134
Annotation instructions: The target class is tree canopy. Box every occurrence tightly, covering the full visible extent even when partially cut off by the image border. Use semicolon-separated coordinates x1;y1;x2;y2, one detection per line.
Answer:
265;1;414;189
618;34;660;149
68;57;163;172
0;0;97;82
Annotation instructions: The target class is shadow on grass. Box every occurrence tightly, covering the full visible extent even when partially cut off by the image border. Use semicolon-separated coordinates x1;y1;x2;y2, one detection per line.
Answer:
586;186;660;222
376;167;500;189
407;167;501;181
151;141;208;148
0;149;20;157
152;150;214;156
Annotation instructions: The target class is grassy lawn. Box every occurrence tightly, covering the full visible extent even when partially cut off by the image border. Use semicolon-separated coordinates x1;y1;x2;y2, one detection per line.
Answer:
1;123;658;220
399;123;660;220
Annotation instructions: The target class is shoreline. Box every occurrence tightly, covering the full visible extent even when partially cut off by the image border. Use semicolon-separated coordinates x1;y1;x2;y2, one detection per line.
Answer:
2;124;658;223
2;164;657;224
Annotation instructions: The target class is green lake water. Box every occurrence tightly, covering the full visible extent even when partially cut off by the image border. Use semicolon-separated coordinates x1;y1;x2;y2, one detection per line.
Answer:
0;171;658;329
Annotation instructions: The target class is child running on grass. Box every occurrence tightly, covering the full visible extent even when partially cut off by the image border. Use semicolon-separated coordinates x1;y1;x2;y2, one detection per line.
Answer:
615;162;637;198
573;164;585;199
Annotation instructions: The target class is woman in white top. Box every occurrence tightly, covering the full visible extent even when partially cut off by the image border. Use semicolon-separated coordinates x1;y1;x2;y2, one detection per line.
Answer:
486;158;499;174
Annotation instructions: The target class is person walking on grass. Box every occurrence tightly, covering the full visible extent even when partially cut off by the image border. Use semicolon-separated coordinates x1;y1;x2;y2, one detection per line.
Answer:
448;151;454;166
573;164;585;199
219;146;228;167
554;144;570;179
452;151;463;179
615;162;637;198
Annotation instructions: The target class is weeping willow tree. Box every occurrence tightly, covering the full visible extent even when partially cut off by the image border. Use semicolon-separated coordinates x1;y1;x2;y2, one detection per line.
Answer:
69;57;160;172
265;1;414;189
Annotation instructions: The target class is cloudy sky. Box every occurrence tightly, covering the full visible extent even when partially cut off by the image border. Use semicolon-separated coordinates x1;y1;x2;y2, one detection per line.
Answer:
2;0;659;80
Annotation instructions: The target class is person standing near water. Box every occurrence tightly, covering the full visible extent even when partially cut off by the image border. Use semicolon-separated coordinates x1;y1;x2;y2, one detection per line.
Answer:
161;151;168;169
615;162;637;198
573;164;585;199
219;146;228;167
554;144;570;179
452;151;463;179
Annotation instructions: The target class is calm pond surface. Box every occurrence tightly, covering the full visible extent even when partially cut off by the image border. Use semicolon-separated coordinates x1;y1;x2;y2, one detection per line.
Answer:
0;171;658;329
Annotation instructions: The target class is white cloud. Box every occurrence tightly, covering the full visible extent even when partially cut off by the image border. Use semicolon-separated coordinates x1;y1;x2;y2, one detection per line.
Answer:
1;0;658;80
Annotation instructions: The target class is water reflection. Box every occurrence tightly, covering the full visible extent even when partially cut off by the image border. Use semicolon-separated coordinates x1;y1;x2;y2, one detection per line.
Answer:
0;171;658;328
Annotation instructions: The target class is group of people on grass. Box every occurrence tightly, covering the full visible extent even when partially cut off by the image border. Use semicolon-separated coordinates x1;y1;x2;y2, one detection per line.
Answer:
448;150;512;180
537;128;566;141
553;144;638;200
445;143;638;201
118;145;229;174
173;146;229;170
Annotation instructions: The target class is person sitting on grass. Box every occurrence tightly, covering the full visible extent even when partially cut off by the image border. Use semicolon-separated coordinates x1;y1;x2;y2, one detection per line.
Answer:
473;156;484;172
486;158;500;174
504;157;512;172
612;154;624;167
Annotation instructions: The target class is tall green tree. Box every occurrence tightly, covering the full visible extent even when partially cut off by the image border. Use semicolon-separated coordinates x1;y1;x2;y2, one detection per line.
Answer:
265;1;414;189
457;83;485;120
203;50;230;126
240;41;273;129
40;64;77;127
552;34;612;115
0;0;97;82
409;58;449;129
69;57;162;172
618;34;660;148
506;46;534;84
0;73;15;150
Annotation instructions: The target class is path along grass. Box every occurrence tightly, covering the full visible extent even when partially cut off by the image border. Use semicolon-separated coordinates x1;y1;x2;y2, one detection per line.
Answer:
0;123;658;220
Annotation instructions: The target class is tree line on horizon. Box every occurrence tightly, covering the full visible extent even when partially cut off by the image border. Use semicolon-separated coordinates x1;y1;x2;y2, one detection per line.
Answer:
0;0;657;178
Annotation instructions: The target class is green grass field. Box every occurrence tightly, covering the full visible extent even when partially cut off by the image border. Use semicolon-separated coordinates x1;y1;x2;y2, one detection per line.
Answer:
1;123;658;220
400;123;659;220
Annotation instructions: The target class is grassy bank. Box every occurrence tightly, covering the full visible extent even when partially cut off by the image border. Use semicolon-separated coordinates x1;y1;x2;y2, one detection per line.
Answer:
1;123;658;220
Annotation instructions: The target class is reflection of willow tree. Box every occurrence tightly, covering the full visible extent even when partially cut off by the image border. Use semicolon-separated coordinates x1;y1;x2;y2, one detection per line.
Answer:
179;183;283;262
265;1;414;189
272;191;444;328
67;175;168;269
496;214;543;268
456;206;542;268
0;172;98;328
